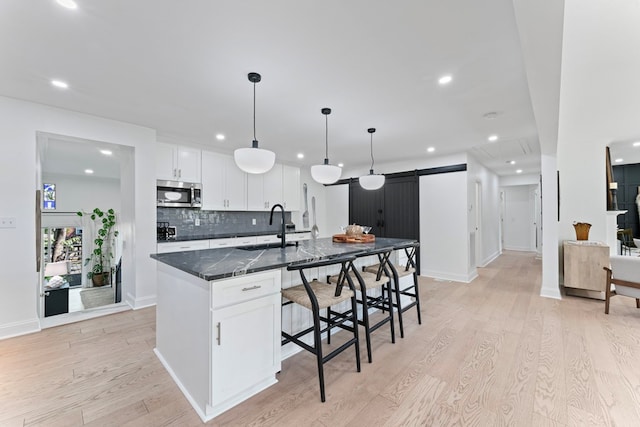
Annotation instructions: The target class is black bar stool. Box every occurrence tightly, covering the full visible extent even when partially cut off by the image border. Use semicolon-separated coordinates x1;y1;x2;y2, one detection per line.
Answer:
326;246;395;363
364;241;421;338
281;255;361;402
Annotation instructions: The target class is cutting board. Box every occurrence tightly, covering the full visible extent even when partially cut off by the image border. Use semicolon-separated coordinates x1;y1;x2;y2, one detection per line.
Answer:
332;234;376;243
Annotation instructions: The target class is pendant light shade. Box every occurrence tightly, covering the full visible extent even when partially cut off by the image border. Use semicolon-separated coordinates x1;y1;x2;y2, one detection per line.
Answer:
359;128;385;190
234;72;276;174
310;108;342;184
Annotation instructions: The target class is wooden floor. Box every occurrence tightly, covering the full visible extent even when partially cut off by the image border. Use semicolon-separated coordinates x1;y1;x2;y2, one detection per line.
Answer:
2;251;640;426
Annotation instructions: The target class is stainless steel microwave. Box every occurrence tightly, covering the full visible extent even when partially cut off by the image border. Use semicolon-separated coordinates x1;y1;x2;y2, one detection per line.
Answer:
157;180;202;208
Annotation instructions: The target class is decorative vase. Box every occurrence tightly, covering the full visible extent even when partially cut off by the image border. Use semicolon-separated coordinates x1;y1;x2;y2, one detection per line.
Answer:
573;222;591;241
91;272;109;287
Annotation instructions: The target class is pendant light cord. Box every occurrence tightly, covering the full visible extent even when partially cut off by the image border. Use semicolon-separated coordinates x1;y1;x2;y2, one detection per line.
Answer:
325;113;329;159
370;133;375;171
253;81;257;141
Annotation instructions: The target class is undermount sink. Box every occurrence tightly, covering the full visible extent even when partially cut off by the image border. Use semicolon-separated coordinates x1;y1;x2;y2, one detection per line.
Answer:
238;242;299;251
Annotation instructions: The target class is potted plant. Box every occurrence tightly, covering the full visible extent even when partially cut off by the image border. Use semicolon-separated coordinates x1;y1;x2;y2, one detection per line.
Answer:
77;208;118;286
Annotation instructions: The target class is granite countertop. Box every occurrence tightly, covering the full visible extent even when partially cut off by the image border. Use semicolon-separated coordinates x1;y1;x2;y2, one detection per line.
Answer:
151;237;416;281
159;229;312;243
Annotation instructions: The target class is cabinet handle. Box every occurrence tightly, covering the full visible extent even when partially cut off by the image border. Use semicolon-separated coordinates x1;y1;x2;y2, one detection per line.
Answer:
242;285;262;292
216;322;221;345
178;169;182;179
173;168;177;178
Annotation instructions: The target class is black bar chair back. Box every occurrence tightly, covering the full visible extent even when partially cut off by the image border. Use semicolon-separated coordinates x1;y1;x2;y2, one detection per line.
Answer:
327;246;395;363
282;255;361;402
364;241;421;338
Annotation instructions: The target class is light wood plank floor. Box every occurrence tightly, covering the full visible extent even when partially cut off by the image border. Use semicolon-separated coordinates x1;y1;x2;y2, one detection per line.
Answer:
2;251;640;426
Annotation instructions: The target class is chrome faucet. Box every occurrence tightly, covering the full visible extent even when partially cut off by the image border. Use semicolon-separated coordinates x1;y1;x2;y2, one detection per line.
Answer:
269;204;286;248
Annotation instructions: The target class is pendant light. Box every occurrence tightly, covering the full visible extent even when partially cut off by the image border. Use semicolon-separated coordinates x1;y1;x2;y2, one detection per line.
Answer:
359;128;385;190
234;72;276;174
310;108;342;184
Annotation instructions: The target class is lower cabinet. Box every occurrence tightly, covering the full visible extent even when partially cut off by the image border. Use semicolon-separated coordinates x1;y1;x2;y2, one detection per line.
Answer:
155;266;281;423
209;270;281;417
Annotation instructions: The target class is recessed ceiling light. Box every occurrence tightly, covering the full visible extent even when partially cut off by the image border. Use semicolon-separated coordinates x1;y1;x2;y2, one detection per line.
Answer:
100;149;112;156
516;169;523;174
215;134;225;141
633;141;640;147
56;0;78;10
338;163;344;168
488;135;498;142
51;79;68;89
615;158;624;163
438;75;452;85
297;153;304;159
508;160;516;165
84;169;94;174
427;147;435;153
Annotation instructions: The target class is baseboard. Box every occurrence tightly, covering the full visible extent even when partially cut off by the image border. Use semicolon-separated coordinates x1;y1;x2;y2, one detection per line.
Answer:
478;250;500;267
421;269;477;283
540;287;562;300
0;317;41;341
503;246;536;252
126;293;157;310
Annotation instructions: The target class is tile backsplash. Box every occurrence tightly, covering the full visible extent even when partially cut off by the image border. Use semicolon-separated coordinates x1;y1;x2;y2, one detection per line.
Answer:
157;208;293;238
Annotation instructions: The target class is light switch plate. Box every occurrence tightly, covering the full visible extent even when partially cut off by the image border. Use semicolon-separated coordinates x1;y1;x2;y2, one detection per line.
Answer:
0;217;16;228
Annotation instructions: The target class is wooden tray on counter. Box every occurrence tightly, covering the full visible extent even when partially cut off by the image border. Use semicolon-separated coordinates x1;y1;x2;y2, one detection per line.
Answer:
332;234;375;243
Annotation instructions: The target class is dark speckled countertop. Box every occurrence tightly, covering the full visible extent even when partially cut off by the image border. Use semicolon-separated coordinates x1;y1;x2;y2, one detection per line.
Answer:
151;237;416;281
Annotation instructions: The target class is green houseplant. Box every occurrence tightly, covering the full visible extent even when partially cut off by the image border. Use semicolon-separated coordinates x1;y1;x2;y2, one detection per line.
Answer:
77;208;118;286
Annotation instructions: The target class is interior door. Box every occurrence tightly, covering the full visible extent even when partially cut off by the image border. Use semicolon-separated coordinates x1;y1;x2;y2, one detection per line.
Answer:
383;176;418;239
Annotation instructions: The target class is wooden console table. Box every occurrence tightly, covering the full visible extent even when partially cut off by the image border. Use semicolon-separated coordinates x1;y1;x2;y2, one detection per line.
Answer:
563;240;609;299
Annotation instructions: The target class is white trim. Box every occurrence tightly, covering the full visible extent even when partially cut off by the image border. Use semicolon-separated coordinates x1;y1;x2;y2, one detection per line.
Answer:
40;303;131;329
421;269;478;284
126;293;157;310
0;318;41;341
478;250;501;267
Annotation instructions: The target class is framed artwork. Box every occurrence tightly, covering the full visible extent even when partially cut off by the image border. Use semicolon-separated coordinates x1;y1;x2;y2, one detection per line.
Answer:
43;183;56;210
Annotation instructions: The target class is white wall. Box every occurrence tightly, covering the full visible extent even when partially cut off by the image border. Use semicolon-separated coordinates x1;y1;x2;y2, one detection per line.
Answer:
325;184;349;236
500;173;539;187
0;96;157;339
41;172;121;214
467;154;501;267
419;171;473;282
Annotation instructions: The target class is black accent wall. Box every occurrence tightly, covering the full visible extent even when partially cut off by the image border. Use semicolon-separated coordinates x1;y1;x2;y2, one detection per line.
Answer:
613;163;640;238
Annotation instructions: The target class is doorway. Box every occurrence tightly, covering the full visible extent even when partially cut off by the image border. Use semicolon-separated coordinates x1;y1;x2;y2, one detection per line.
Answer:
36;132;133;322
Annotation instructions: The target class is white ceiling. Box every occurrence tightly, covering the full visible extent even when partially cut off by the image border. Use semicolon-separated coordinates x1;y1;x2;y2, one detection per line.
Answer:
0;0;542;176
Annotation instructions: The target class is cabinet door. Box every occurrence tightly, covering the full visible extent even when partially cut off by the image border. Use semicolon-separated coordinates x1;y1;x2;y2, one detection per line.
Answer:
176;146;201;182
282;165;300;211
201;151;226;210
156;142;177;180
263;164;283;210
246;174;265;211
211;294;281;405
225;160;248;211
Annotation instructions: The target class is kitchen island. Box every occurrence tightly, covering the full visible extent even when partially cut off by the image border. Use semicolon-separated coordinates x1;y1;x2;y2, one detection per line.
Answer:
151;237;416;422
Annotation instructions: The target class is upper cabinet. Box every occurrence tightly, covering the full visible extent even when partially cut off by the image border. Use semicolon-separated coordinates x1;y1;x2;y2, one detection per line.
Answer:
282;165;300;211
247;164;284;211
156;142;201;183
201;151;247;211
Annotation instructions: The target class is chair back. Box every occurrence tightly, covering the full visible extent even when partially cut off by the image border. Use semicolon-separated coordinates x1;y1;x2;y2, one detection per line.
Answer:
609;255;640;298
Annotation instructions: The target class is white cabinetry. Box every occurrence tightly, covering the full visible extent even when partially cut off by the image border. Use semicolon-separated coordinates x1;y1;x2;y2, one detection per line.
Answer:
156;142;201;182
282;165;300;211
155;267;281;422
247;164;284;211
157;240;209;254
201;151;247;211
210;272;281;412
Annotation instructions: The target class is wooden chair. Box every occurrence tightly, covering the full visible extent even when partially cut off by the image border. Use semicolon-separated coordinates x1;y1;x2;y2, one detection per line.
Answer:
617;228;636;255
603;255;640;314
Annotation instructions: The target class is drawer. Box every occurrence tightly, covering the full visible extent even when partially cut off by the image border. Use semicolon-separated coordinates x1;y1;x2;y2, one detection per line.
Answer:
208;237;237;249
211;270;281;309
288;232;310;242
234;236;258;247
256;234;281;244
157;240;209;253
